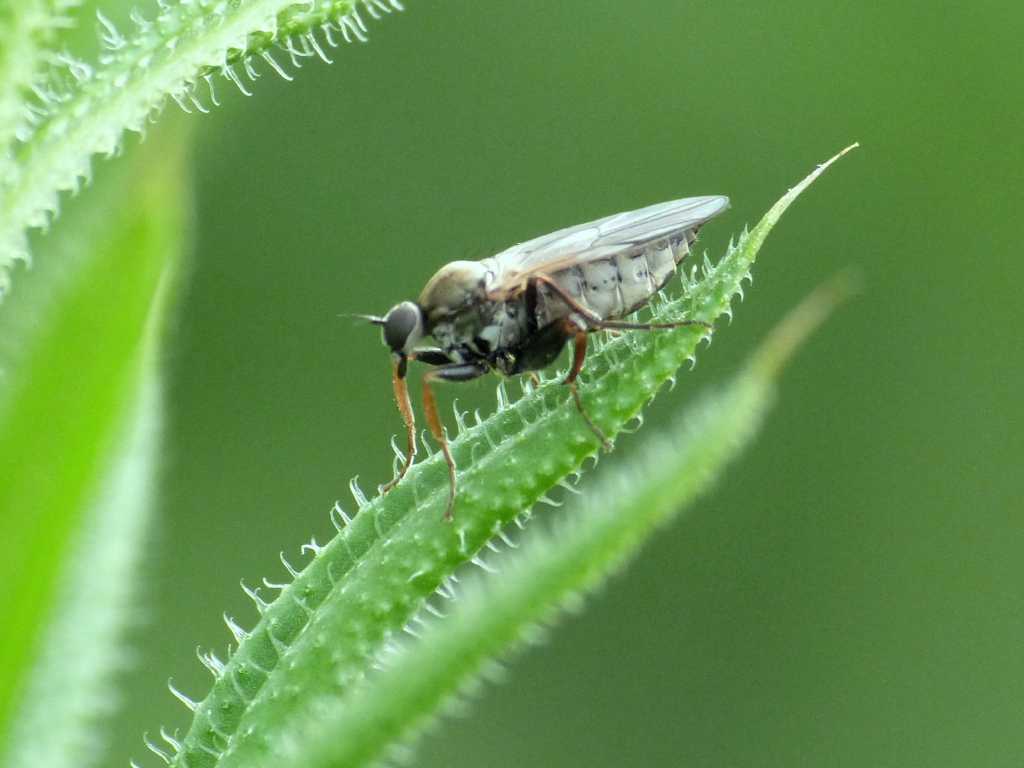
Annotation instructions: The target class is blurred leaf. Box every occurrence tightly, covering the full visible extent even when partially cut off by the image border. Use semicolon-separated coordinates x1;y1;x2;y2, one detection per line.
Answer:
0;0;80;180
161;145;856;768
0;0;405;294
0;126;190;762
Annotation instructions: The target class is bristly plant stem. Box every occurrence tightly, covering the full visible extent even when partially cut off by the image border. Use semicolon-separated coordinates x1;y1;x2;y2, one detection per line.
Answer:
0;0;79;174
154;145;857;768
0;0;404;295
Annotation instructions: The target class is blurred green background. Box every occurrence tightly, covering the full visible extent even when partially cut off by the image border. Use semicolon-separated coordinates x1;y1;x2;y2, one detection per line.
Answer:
26;0;1024;765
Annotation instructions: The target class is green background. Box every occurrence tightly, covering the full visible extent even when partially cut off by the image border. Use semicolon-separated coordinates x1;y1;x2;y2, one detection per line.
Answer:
77;1;1023;765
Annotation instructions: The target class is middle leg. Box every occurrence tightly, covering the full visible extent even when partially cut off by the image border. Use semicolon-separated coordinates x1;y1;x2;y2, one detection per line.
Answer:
421;361;489;519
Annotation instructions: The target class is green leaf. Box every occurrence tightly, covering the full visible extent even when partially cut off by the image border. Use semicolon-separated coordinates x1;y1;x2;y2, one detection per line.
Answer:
278;270;857;768
0;126;190;764
0;0;80;172
0;0;404;295
162;145;857;768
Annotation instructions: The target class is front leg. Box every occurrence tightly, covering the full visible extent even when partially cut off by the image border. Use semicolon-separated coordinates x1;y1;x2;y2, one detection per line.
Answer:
381;348;455;495
422;362;490;519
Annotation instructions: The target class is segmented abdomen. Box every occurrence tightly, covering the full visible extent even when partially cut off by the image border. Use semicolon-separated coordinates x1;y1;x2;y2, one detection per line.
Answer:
537;231;695;324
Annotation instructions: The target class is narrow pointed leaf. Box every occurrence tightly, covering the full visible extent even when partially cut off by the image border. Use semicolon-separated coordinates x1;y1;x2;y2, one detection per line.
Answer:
163;146;857;768
280;271;857;768
0;129;190;761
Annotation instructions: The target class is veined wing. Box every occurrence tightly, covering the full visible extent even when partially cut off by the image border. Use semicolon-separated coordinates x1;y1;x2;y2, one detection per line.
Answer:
486;195;729;295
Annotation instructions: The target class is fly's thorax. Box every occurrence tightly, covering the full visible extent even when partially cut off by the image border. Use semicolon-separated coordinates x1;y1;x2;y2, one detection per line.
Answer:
429;309;484;358
429;296;531;365
418;260;493;326
419;258;521;362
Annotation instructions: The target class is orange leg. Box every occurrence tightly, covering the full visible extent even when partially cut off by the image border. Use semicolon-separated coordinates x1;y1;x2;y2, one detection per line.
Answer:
597;318;712;331
563;328;588;385
421;370;458;520
420;362;493;518
533;274;602;324
532;274;712;333
381;357;417;494
562;326;612;451
524;274;711;452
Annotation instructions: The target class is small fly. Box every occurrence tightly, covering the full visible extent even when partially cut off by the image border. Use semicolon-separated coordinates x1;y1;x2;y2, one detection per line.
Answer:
362;194;729;518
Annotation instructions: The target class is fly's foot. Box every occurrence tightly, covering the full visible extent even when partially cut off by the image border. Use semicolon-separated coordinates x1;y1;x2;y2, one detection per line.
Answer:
568;381;613;452
592;425;613;453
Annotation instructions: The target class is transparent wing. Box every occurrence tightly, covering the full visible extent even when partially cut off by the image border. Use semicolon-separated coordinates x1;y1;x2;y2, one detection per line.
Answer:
488;195;729;294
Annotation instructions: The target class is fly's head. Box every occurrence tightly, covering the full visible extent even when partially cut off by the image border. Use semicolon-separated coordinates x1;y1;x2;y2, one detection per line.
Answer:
380;301;425;358
365;261;489;376
357;301;425;376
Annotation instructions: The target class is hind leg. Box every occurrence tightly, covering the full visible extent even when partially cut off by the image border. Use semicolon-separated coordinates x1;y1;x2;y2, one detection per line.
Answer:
561;318;612;451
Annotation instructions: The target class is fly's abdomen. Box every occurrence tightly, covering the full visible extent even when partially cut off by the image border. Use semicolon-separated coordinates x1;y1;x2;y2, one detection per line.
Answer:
613;230;697;316
539;232;694;323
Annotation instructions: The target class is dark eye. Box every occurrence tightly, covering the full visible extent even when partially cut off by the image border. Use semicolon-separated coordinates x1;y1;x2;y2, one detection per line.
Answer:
383;302;421;352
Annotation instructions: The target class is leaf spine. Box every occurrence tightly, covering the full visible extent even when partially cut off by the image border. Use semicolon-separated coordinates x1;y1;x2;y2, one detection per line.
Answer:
196;646;226;677
279;551;301;578
222;64;252;95
470;555;498;574
300;537;324;557
497;527;519;547
167;678;198;711
262;576;288;591
349;475;369;508
306;31;333;63
419;428;435;456
223;613;250;643
261;49;293;80
423;600;446;618
240;579;269;613
143;733;172;764
159;726;182;753
495;380;510;410
330;500;352;531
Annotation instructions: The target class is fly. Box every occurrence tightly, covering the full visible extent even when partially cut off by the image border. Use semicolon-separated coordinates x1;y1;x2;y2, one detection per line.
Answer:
362;194;729;518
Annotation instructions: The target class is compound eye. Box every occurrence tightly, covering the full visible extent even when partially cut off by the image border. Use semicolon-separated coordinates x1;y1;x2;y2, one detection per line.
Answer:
383;302;423;353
